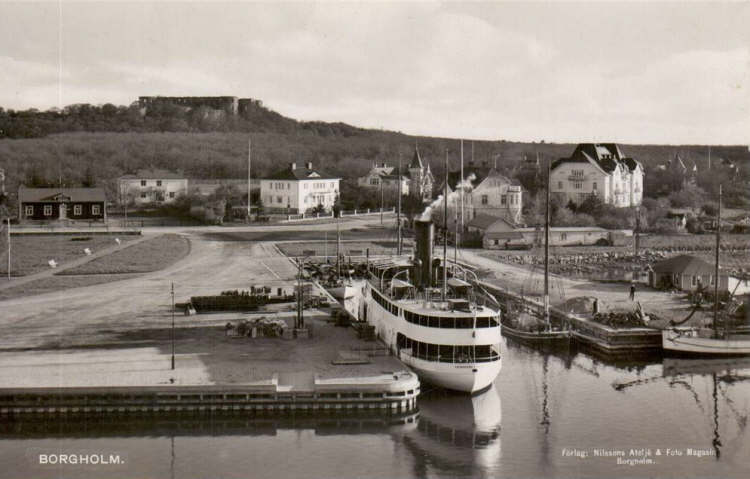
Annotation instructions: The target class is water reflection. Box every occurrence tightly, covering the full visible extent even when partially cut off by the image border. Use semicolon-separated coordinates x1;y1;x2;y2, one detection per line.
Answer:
661;357;750;461
399;385;502;477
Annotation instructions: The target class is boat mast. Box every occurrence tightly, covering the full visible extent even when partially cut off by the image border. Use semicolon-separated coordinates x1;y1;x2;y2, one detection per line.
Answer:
443;149;449;301
397;154;402;255
543;154;550;323
460;139;464;242
336;215;341;277
713;184;721;336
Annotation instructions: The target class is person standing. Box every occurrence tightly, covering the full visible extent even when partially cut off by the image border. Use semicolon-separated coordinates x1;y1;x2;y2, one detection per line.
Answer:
629;283;636;301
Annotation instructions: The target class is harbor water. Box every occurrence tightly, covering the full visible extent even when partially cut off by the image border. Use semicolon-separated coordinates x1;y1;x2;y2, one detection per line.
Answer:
2;338;749;479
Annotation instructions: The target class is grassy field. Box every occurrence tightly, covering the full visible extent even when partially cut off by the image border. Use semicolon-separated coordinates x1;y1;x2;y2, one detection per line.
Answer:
0;235;137;276
58;234;190;275
0;274;140;302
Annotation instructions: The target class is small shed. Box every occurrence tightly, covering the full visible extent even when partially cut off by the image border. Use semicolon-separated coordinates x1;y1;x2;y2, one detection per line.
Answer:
649;254;740;292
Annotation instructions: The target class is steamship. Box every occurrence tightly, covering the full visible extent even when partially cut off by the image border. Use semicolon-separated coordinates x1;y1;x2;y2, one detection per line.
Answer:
358;220;502;394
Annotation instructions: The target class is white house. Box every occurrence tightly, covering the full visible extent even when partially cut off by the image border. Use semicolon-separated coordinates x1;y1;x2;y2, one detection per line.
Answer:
357;163;410;196
260;162;340;214
118;169;188;205
438;163;523;225
550;143;643;208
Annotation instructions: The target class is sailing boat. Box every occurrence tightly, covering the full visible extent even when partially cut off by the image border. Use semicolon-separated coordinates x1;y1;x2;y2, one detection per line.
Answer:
662;185;750;355
501;157;570;345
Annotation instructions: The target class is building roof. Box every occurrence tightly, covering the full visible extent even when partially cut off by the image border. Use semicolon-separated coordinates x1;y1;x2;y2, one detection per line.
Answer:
120;169;186;180
551;143;641;175
651;254;722;275
516;226;608;232
19;187;106;203
467;214;501;231
263;163;340;181
409;146;424;170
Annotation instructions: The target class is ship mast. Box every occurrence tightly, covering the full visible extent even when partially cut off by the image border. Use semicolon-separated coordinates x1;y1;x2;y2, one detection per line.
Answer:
713;184;721;337
543;154;550;324
443;149;449;301
397;155;402;255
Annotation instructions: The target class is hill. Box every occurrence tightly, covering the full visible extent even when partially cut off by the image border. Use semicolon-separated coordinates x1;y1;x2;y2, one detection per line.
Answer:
0;99;748;209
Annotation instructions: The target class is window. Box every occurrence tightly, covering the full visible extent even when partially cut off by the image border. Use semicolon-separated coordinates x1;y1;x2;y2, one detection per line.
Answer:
73;204;82;215
140;193;147;199
692;276;697;287
574;181;582;189
25;205;33;216
169;192;175;198
277;196;283;204
481;195;488;205
43;205;53;216
501;195;507;205
560;233;567;240
140;180;146;186
370;178;379;185
92;205;100;215
593;182;597;190
558;181;563;189
286;183;290;190
156;180;162;186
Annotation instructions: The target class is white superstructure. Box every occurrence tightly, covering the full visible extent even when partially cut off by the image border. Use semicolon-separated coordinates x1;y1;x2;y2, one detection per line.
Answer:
357;220;502;393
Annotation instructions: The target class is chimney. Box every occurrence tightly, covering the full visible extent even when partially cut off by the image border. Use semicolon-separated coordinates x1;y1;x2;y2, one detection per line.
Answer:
290;162;296;170
414;220;434;289
306;162;313;170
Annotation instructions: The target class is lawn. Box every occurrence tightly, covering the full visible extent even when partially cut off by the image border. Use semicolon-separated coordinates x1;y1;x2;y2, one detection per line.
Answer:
0;274;139;302
0;235;137;276
58;234;190;275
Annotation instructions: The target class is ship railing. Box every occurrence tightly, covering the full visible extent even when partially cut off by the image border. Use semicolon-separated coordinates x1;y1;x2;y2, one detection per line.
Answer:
401;349;501;364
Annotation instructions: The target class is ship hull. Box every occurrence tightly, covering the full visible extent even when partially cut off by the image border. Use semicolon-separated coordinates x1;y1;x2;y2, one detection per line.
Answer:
362;281;502;394
400;353;502;393
662;329;750;356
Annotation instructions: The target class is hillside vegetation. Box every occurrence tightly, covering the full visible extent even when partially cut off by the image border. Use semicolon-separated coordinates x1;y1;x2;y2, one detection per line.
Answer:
1;100;749;211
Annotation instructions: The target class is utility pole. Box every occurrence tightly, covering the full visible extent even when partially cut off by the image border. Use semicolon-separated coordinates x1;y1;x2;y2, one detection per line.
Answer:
247;138;252;222
171;282;175;370
380;178;384;225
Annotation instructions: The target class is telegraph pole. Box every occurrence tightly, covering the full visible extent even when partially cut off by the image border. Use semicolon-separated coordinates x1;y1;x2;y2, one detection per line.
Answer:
380;178;384;225
247;138;252;222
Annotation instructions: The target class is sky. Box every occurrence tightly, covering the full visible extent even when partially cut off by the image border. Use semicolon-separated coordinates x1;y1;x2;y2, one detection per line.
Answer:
0;0;749;144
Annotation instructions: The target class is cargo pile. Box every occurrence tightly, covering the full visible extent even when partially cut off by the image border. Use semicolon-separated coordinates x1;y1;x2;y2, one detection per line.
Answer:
591;305;650;329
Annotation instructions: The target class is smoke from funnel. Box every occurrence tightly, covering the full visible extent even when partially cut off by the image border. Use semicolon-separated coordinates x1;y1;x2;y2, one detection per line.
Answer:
418;173;476;221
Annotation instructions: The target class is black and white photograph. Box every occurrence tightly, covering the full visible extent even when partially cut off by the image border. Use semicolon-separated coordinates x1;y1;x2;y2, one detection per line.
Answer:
0;1;749;478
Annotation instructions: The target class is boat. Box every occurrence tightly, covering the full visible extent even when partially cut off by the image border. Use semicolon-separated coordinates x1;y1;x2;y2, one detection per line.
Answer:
501;156;570;345
662;185;750;356
361;219;502;393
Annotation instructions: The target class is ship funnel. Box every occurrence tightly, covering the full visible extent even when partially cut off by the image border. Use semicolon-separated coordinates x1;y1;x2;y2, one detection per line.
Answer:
414;219;434;288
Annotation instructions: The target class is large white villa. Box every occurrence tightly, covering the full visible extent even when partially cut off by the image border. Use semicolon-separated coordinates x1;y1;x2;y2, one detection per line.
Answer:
550;143;644;207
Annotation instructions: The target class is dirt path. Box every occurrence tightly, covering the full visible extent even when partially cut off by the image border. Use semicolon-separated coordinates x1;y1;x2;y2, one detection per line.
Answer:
0;233;299;351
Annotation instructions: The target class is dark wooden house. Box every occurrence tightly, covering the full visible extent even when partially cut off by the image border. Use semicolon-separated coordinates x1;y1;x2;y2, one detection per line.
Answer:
18;187;107;222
